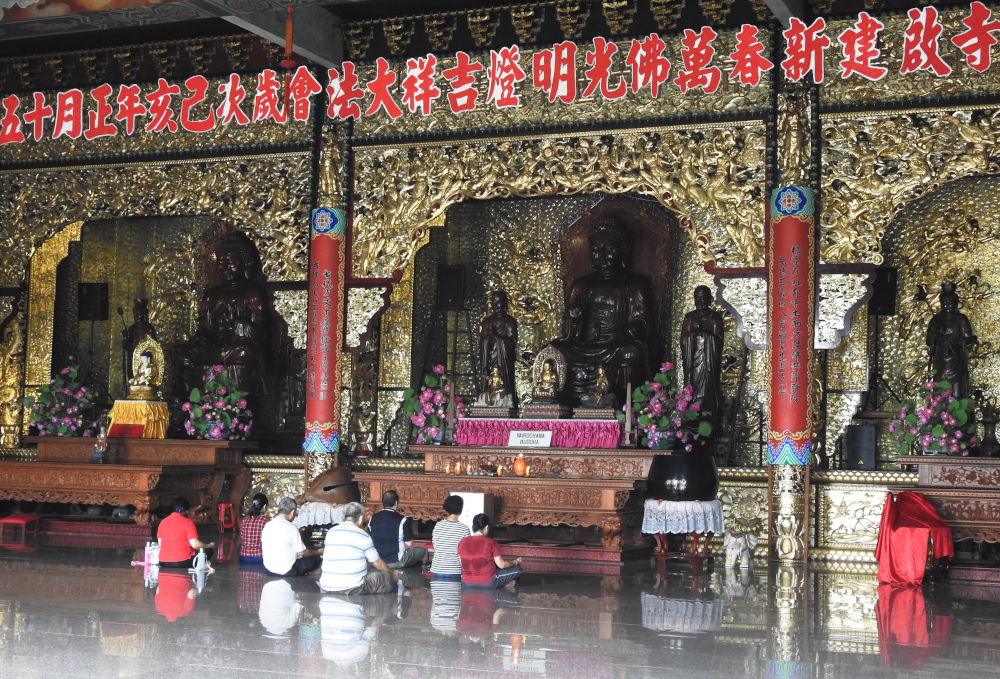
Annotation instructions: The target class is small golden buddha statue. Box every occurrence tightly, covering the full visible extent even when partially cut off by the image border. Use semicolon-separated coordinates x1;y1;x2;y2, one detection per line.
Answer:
127;338;164;400
534;360;558;401
593;367;609;408
486;367;504;406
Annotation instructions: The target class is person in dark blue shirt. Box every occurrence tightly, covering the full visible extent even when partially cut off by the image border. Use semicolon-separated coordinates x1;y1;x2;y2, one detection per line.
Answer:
367;489;426;569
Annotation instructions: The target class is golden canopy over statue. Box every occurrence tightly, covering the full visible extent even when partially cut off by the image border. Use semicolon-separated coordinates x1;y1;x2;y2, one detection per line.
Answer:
547;217;650;405
170;231;268;399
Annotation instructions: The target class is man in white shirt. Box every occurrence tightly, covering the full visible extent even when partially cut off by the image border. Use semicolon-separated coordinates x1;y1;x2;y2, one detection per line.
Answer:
319;502;395;594
261;497;324;576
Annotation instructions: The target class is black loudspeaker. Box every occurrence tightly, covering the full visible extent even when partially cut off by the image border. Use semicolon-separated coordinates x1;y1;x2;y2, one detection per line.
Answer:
78;283;109;321
436;265;465;308
846;424;877;470
869;267;898;316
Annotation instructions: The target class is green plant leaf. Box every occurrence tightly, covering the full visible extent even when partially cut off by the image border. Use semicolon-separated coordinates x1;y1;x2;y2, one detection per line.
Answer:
896;443;909;454
904;433;915;443
424;375;439;387
948;400;960;412
658;417;670;428
639;415;650;426
22;396;35;407
193;408;203;418
938;380;951;390
616;412;626;424
698;421;714;437
402;388;414;399
904;414;917;426
189;388;201;401
956;411;968;426
221;412;232;426
932;424;944;437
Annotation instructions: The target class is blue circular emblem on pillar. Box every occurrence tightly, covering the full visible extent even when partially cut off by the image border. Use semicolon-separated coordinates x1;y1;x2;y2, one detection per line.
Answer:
312;207;345;236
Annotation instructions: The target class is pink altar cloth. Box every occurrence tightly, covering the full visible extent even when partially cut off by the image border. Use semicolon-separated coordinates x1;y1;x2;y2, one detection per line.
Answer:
454;418;621;449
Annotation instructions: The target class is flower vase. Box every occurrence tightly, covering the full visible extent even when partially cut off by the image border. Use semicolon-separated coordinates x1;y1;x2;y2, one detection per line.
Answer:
205;425;230;441
513;452;527;476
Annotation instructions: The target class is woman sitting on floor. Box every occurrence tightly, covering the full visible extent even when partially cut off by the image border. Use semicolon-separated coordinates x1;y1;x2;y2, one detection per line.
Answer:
158;496;215;569
429;495;470;579
239;493;270;564
457;513;521;589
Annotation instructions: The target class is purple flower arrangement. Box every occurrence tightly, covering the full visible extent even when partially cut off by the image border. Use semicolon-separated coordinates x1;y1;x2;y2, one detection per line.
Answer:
890;379;976;456
23;364;97;437
181;365;253;440
402;364;465;445
618;362;714;450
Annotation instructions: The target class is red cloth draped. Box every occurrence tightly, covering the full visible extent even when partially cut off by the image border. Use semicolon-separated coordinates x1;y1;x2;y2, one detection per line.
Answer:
875;584;953;669
875;491;954;586
455;418;621;448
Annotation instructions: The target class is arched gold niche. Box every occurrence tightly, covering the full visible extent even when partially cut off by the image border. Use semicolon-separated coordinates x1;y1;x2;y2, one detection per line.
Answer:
0;151;315;448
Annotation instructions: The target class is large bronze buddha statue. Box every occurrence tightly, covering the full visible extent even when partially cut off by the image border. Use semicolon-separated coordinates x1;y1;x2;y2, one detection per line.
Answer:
548;218;650;404
926;281;977;399
170;232;268;399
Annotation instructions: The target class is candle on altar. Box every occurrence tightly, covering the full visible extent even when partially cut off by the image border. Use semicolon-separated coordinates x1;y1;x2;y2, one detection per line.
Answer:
497;465;503;476
445;463;451;474
466;463;471;475
526;466;530;477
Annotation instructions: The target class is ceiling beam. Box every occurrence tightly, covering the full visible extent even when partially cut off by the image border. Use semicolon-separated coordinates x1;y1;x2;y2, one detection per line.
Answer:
223;5;342;68
764;0;802;28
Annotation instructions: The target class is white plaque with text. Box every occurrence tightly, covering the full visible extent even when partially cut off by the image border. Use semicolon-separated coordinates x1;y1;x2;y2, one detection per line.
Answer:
507;430;552;448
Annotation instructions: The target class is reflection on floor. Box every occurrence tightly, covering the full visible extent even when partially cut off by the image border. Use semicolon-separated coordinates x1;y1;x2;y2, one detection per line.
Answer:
1;536;1000;678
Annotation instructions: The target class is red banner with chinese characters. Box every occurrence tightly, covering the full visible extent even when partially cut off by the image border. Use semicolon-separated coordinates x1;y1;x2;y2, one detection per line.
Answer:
0;3;997;146
767;187;815;466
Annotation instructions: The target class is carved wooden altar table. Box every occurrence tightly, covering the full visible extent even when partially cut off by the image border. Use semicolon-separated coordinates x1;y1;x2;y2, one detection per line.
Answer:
414;444;655;479
896;456;1000;543
0;438;255;526
355;471;644;550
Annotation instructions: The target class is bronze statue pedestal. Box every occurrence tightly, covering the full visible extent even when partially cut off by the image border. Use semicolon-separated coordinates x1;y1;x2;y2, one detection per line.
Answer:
522;402;571;420
466;405;518;419
572;406;618;420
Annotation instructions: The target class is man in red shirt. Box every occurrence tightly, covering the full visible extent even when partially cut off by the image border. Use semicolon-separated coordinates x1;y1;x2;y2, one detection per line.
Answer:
158;496;215;568
457;514;521;589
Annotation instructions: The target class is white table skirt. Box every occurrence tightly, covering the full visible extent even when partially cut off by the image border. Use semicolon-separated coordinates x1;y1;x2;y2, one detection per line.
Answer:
640;592;724;632
293;502;347;528
641;499;724;535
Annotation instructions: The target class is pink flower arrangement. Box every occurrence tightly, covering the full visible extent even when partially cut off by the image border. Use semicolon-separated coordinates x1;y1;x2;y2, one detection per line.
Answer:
23;364;97;437
891;380;976;456
403;367;464;444
181;366;253;441
618;362;713;450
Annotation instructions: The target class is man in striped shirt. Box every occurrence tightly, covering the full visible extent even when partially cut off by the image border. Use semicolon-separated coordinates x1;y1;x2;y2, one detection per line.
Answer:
319;502;396;594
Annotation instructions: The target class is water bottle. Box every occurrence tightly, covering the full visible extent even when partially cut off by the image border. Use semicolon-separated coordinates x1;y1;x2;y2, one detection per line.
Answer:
192;548;207;572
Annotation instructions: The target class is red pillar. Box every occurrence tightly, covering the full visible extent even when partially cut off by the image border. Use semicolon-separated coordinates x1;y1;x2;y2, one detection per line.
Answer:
304;207;345;457
767;187;815;465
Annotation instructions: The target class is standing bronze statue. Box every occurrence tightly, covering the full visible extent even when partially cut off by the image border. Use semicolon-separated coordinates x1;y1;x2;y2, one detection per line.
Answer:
681;285;724;421
926;281;977;399
478;290;518;407
170;232;268;399
549;218;650;404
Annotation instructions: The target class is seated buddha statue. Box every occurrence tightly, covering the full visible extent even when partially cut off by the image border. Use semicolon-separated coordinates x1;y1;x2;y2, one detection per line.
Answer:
548;218;650;404
170;232;268;399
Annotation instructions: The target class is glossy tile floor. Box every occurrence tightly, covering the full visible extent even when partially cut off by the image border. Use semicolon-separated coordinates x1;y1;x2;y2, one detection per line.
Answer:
1;537;999;679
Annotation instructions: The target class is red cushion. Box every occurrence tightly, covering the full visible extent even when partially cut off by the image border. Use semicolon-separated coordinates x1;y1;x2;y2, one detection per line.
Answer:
0;514;39;525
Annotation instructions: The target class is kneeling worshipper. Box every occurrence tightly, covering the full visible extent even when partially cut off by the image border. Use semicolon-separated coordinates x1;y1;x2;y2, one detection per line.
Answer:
319;502;396;595
429;495;470;579
368;489;426;569
157;496;215;569
261;497;324;576
457;513;522;589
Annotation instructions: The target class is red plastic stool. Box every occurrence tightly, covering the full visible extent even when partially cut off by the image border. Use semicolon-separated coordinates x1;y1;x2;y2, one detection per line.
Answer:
217;503;235;533
0;514;40;544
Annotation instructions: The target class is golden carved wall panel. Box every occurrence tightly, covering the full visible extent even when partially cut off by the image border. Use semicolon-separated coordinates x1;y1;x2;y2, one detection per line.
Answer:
820;107;1000;265
0;299;24;450
346;287;388;350
0;152;312;290
25;222;82;386
353;124;766;279
0;76;312;164
817;485;885;549
820;8;1000;108
273;290;308;349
